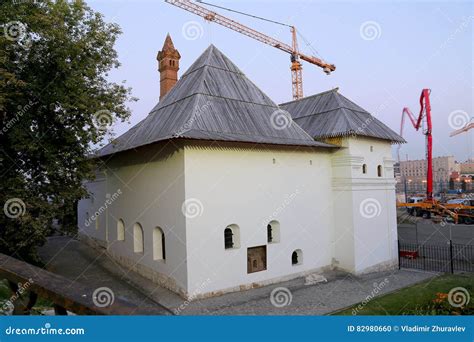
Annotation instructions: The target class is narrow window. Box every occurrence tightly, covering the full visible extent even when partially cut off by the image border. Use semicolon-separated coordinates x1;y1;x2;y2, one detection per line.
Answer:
133;223;144;254
362;164;367;174
292;249;303;265
267;220;280;243
153;227;165;260
224;224;240;249
292;251;298;265
377;165;383;177
117;219;125;241
95;217;99;230
224;228;234;249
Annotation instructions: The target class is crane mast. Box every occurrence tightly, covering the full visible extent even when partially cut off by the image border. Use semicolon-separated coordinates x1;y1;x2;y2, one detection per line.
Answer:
399;89;433;201
165;0;335;100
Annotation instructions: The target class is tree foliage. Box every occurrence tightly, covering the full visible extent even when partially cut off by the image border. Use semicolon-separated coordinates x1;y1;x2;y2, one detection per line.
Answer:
0;0;134;264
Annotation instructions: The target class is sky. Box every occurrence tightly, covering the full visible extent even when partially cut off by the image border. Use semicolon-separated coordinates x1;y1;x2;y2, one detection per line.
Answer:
88;0;473;162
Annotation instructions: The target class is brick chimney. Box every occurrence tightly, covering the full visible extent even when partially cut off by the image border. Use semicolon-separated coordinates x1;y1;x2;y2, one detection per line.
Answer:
157;33;181;100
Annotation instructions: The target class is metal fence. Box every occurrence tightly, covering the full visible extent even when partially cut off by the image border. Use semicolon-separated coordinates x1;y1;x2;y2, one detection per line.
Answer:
398;240;474;273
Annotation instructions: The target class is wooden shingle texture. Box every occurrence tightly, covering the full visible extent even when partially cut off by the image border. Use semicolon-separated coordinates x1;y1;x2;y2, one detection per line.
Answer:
280;88;405;144
98;45;333;157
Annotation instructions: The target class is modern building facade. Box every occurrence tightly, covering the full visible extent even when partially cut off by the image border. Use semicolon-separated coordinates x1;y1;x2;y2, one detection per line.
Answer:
398;156;461;194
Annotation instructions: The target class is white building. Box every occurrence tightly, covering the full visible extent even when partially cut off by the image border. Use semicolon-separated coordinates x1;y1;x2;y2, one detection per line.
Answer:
78;38;405;299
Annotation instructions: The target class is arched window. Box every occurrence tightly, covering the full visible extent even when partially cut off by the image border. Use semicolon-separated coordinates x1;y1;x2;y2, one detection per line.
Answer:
267;225;272;242
224;228;234;249
117;219;125;241
267;220;280;243
377;165;383;177
224;224;240;249
292;249;303;265
133;223;144;254
153;227;165;261
362;164;367;174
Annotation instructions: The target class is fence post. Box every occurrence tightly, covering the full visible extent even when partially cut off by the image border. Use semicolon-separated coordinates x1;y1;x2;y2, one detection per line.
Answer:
397;240;400;270
449;240;454;274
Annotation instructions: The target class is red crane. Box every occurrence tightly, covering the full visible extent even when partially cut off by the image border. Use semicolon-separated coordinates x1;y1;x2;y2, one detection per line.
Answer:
165;0;335;100
398;89;433;201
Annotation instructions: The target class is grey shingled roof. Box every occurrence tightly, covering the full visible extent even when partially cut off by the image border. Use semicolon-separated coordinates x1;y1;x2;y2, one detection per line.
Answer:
280;88;405;144
98;45;333;157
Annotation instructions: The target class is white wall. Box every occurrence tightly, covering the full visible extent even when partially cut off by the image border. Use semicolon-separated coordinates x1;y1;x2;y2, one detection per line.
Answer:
183;142;334;296
331;137;398;274
78;142;189;293
78;172;108;245
77;137;399;298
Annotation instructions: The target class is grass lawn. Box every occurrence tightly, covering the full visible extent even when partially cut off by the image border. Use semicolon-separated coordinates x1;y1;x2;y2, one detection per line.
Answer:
333;273;474;315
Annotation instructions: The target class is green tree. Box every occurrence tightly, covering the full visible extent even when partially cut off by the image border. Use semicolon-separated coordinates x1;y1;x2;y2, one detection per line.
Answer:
0;0;135;265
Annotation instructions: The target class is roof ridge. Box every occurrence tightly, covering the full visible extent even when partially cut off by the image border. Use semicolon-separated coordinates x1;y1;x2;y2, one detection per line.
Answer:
279;87;339;106
332;89;344;107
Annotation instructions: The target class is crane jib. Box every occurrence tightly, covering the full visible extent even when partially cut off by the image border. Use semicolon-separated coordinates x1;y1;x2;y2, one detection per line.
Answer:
165;0;335;100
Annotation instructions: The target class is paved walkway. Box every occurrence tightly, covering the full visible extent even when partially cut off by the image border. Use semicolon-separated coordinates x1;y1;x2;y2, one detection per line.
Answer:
38;236;171;315
39;236;437;315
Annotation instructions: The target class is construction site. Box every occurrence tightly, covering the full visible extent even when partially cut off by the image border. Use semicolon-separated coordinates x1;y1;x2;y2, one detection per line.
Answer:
395;88;473;225
1;0;472;328
161;0;474;226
